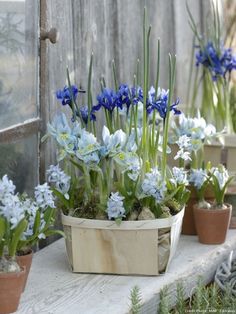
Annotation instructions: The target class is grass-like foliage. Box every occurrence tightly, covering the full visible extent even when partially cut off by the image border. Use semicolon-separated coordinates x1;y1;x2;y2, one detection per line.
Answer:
158;279;236;313
129;285;142;314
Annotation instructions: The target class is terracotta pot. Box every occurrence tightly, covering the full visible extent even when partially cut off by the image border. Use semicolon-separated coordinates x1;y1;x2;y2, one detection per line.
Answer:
182;186;214;235
0;267;25;314
182;196;197;235
16;249;33;291
193;203;232;244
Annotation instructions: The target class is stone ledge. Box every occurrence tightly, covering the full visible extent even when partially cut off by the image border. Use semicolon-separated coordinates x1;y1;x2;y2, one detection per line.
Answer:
17;231;236;314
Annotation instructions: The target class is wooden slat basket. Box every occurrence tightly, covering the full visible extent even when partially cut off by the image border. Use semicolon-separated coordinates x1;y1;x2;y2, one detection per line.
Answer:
61;208;185;276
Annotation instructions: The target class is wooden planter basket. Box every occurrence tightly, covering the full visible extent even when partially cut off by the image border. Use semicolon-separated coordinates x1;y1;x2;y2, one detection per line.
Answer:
61;208;185;276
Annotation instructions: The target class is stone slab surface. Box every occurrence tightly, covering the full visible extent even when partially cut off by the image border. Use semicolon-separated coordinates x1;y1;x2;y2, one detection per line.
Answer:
17;231;236;314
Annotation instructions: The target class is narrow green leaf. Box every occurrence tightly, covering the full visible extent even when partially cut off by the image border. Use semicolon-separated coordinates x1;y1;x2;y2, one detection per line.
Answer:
9;218;28;257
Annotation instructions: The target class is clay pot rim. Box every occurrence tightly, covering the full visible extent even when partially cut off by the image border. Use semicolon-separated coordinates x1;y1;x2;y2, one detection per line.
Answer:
193;202;232;213
0;266;26;278
17;248;33;257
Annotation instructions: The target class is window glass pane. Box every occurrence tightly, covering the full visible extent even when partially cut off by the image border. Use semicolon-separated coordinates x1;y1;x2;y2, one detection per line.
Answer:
0;0;38;129
0;133;38;196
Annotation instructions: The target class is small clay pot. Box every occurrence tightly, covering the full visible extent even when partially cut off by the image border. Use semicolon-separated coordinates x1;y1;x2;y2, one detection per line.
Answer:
193;203;232;244
182;196;197;235
0;267;25;314
16;249;33;291
182;186;214;235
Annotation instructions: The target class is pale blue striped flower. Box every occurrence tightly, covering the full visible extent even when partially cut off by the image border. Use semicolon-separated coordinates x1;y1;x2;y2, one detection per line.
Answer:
106;192;126;220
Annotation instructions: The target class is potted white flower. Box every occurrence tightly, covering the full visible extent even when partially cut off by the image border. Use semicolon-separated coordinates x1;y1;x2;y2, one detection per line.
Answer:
193;165;234;244
43;9;190;275
170;113;220;234
0;175;64;297
0;175;27;314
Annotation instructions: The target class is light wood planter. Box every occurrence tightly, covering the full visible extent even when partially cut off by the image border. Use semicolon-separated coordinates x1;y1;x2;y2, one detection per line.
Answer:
61;208;185;275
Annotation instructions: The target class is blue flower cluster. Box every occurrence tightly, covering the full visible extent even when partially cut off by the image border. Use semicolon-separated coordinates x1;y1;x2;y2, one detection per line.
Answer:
56;86;95;124
196;42;236;81
56;85;80;106
56;83;181;123
146;87;180;119
92;85;143;115
92;84;180;120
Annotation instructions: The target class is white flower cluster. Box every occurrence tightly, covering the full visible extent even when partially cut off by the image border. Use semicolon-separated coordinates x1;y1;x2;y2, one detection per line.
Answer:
0;174;15;200
189;169;208;190
34;183;55;209
106;192;126;220
102;126;126;156
0;176;24;229
171;167;189;186
174;135;192;161
76;129;101;164
141;168;166;203
211;166;229;190
47;164;71;200
0;175;55;236
177;113;216;142
173;113;218;161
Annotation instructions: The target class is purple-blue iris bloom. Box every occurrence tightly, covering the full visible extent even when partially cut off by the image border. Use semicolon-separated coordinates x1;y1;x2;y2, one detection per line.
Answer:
116;84;143;114
147;87;181;120
92;88;118;113
79;105;96;124
131;86;143;104
56;85;79;106
196;42;236;81
70;106;96;124
116;84;131;110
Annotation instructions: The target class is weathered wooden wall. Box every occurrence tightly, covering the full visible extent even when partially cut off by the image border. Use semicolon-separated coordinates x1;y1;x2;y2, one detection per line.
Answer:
44;0;206;125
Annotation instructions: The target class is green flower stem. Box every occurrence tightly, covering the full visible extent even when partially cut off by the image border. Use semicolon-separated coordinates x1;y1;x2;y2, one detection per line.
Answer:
131;103;136;135
216;79;226;129
136;58;140;86
87;53;93;132
150;39;160;162
141;7;147;166
66;68;85;128
223;79;233;133
161;54;176;180
82;165;92;203
112;60;118;91
154;128;159;167
106;159;113;196
155;39;160;98
191;151;198;169
134;102;138;143
112;60;120;130
97;169;106;207
151;111;156;147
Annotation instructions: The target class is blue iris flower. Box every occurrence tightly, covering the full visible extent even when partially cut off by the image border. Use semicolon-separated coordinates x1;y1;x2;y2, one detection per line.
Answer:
56;85;79;106
146;87;181;120
116;84;131;110
196;42;236;81
92;88;118;113
79;105;96;124
131;86;143;104
92;85;143;117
